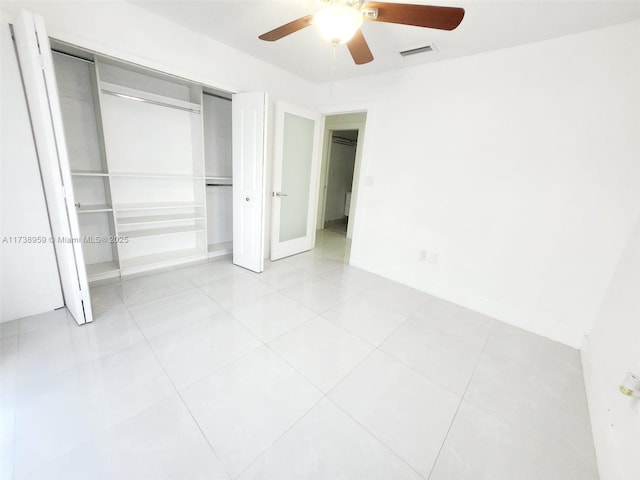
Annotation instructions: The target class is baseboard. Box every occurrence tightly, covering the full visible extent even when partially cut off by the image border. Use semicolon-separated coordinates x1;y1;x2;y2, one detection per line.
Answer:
348;252;583;347
581;335;620;480
324;218;347;227
0;291;63;323
348;250;622;479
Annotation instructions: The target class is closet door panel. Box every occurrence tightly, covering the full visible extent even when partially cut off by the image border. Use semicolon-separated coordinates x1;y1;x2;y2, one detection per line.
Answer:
232;92;267;273
13;10;92;324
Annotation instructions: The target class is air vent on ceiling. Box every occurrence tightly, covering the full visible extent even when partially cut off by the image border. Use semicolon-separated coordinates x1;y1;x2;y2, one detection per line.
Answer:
399;44;437;57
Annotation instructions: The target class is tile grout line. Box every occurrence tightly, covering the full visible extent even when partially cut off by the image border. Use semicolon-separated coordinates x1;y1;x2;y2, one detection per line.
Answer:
325;397;427;479
225;246;354;475
11;309;136;479
373;310;495;399
120;298;235;480
210;252;352;474
425;334;492;480
225;247;432;477
119;264;305;479
11;305;180;479
230;392;325;480
99;245;426;478
314;309;436;480
13;243;380;478
321;335;431;479
264;318;427;478
232;332;377;479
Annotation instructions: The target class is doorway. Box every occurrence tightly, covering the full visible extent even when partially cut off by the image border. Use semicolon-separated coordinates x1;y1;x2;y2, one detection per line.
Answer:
323;130;358;236
317;112;367;243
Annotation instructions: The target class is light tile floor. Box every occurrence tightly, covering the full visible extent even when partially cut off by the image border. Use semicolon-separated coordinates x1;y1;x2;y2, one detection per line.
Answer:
0;231;598;479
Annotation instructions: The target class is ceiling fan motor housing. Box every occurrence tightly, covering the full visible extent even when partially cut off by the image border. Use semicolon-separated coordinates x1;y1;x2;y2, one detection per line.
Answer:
313;0;366;44
318;0;365;9
317;0;378;19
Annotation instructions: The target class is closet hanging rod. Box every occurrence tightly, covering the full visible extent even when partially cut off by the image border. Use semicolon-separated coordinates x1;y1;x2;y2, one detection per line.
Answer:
203;92;232;102
101;89;201;114
333;136;357;146
206;183;233;187
52;49;94;64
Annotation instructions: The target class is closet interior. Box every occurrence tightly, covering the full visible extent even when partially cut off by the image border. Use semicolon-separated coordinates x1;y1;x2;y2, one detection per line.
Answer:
203;93;233;258
52;44;233;282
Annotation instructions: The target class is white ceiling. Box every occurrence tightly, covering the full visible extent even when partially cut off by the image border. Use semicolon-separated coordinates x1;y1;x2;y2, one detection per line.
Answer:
131;0;640;83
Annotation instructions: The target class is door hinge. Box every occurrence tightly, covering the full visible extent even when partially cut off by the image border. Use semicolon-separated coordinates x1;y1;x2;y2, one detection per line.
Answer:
39;53;52;72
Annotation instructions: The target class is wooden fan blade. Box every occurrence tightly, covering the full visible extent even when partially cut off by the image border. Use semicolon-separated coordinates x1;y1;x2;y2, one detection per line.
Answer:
258;15;313;41
363;3;464;30
347;30;374;65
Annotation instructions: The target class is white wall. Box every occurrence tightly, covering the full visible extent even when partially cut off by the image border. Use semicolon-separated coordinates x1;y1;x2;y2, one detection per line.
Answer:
325;133;357;223
321;20;640;348
0;21;63;322
582;210;640;480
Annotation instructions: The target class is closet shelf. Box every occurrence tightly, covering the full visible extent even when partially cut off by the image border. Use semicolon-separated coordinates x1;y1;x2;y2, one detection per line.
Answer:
114;202;205;212
86;261;120;281
120;248;206;272
71;171;109;177
205;176;232;183
76;204;112;213
100;82;201;114
121;225;205;239
110;172;204;179
117;213;205;227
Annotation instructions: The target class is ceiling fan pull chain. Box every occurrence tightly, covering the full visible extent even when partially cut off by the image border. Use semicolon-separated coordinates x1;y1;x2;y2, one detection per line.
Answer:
330;42;337;99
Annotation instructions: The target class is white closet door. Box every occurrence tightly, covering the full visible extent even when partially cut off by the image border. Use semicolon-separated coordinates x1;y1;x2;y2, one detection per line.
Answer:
271;102;322;260
13;10;93;324
232;92;268;273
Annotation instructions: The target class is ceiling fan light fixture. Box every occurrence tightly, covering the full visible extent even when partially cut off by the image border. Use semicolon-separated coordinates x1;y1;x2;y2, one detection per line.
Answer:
313;4;363;44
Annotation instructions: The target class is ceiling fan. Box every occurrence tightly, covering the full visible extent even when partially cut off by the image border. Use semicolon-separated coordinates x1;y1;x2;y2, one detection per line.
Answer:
258;0;465;65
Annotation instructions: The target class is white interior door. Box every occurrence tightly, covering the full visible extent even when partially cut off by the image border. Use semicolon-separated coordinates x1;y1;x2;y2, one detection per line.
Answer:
13;10;92;324
271;102;321;260
232;92;268;273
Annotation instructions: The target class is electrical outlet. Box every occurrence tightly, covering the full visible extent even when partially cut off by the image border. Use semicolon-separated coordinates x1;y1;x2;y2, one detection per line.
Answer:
428;252;439;265
419;250;428;262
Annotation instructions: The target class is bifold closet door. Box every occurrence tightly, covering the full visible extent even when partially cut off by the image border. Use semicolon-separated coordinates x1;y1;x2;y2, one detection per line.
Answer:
13;10;93;324
232;92;268;273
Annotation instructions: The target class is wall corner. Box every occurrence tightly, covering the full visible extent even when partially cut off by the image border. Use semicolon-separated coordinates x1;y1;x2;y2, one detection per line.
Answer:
581;335;621;480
